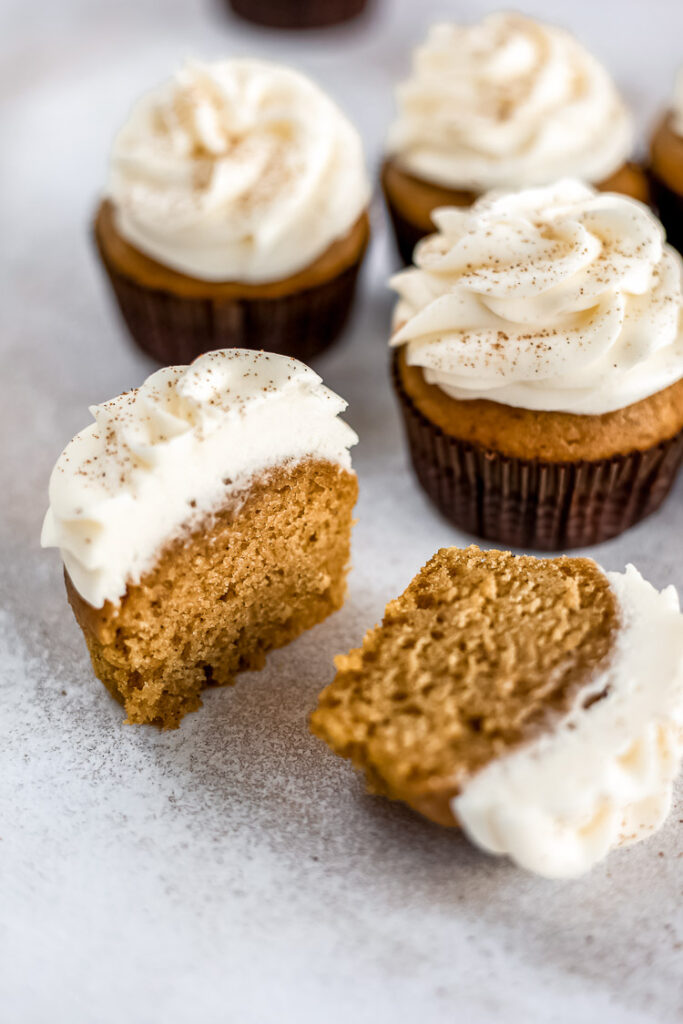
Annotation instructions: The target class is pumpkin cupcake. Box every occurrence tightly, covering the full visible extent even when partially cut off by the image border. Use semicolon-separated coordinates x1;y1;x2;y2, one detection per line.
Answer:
390;180;683;549
382;14;647;263
95;59;371;365
650;68;683;254
312;546;683;878
41;349;358;728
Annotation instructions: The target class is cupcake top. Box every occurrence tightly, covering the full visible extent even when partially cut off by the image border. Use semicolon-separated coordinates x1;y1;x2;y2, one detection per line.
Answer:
390;180;683;415
671;67;683;138
386;13;633;193
312;545;683;878
107;59;370;283
41;349;358;608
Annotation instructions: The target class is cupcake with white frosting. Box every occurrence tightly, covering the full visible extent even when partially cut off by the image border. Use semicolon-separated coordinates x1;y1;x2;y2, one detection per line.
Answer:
382;13;647;263
650;68;683;254
42;348;358;728
312;545;683;879
95;59;371;364
390;179;683;548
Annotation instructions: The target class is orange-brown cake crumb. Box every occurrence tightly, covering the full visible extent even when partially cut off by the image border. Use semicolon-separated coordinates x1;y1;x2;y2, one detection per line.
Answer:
68;459;357;728
311;546;618;826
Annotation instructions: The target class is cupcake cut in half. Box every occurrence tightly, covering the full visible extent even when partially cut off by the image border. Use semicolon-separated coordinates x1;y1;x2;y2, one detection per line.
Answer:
42;349;358;728
650;67;683;255
390;179;683;549
382;13;648;263
311;546;683;878
96;59;371;365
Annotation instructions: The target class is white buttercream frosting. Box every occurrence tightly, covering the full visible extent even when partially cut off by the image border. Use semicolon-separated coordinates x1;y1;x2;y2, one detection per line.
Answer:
453;564;683;879
41;349;358;609
390;180;683;415
671;67;683;138
386;14;633;192
107;59;370;283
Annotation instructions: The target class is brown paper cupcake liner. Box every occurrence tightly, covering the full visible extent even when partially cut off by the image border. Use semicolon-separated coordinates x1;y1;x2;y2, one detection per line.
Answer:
382;191;431;266
392;354;683;550
651;172;683;254
227;0;368;29
95;234;366;366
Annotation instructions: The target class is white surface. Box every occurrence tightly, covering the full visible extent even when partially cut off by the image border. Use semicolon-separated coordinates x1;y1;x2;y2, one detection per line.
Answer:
1;1;682;1022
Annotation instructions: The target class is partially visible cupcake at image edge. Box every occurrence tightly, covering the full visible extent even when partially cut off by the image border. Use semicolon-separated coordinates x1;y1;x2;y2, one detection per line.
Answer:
650;68;683;254
95;59;371;365
390;179;683;549
227;0;369;30
382;13;649;263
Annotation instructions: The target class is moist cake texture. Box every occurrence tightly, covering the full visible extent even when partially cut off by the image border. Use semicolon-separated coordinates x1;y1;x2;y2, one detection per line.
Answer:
67;459;357;728
311;546;683;877
42;348;358;727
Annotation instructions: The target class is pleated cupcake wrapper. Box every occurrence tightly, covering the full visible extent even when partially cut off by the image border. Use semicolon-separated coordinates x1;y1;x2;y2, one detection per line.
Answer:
392;353;683;550
96;233;366;366
228;0;367;28
651;173;683;254
382;188;431;267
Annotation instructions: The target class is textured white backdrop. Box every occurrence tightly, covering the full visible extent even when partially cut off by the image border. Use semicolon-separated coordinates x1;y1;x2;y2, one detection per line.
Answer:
2;1;682;1022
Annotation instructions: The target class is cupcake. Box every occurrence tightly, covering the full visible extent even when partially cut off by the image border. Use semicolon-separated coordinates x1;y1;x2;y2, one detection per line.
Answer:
95;60;371;365
228;0;368;29
382;14;648;263
390;180;683;550
311;545;683;878
41;349;358;728
650;68;683;254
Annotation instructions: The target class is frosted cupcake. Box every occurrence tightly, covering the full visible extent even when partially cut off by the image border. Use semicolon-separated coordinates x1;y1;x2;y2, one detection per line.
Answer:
650;68;683;254
382;14;647;263
390;180;683;549
312;546;683;878
95;60;371;365
42;349;358;727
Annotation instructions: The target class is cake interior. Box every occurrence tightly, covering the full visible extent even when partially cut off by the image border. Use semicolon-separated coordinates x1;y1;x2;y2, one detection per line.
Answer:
311;546;618;826
67;458;357;728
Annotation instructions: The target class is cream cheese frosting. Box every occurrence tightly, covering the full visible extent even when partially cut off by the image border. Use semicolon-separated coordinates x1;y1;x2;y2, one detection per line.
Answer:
671;67;683;138
453;564;683;879
386;14;633;193
107;59;370;283
41;349;358;608
390;180;683;415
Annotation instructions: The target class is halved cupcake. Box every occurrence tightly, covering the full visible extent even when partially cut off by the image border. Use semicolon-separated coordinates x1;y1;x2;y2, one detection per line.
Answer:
650;67;683;254
382;14;648;263
389;180;683;549
311;546;683;878
96;59;371;364
42;349;358;727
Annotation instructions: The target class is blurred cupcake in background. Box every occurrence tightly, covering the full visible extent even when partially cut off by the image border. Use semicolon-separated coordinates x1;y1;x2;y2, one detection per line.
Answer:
650;68;683;254
390;180;683;550
382;13;648;263
95;59;371;365
228;0;369;30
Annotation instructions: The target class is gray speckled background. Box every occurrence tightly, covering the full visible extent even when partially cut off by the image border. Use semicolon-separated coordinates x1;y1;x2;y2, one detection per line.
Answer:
2;1;682;1021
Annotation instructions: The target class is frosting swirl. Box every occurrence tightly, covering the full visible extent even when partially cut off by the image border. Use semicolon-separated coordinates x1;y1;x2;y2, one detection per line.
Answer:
41;350;358;608
386;14;633;192
390;180;683;415
108;59;370;283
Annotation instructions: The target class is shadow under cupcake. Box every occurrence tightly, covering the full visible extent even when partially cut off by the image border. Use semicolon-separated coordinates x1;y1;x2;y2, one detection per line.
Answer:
389;180;683;550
